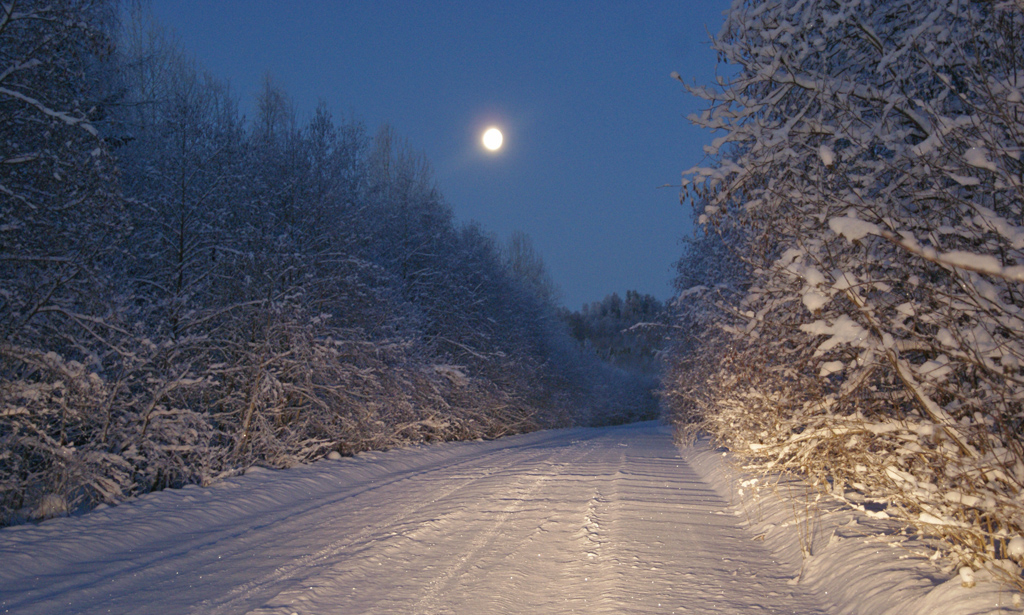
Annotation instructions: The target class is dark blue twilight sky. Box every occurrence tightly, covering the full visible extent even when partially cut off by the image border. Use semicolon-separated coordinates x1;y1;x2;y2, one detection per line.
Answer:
149;1;730;310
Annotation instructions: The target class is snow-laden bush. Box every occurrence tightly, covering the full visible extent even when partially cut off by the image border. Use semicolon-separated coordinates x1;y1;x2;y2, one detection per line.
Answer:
0;344;230;524
208;301;547;467
667;0;1024;579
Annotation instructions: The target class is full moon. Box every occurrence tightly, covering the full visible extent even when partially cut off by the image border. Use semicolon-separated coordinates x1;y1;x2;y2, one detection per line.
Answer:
482;127;503;151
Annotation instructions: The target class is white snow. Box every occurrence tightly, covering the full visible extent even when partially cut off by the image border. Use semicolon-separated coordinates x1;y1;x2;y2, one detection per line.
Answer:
965;147;998;172
960;567;977;588
818;144;835;166
32;494;68;520
818;360;844;377
829;215;880;242
795;265;826;287
916;354;952;382
682;440;1020;614
923;250;1024;282
948;172;982;186
800;314;870;355
803;289;830;313
912;133;941;157
939;251;1005;275
1008;537;1024;559
0;423;1017;614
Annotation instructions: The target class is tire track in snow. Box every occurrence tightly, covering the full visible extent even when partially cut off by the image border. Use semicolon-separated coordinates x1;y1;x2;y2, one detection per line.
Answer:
405;456;572;615
590;431;831;614
196;441;599;614
245;436;614;614
0;430;606;615
0;423;836;614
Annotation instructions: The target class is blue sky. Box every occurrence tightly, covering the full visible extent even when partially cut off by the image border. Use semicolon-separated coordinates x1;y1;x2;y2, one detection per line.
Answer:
150;0;730;309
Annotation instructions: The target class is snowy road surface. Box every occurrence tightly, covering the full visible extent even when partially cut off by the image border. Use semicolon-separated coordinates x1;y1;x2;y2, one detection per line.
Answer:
0;422;836;614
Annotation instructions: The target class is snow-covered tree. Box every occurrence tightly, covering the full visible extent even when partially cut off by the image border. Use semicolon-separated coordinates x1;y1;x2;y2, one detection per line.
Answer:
0;0;138;521
562;290;665;374
504;231;558;306
0;0;124;347
0;4;657;524
669;0;1024;572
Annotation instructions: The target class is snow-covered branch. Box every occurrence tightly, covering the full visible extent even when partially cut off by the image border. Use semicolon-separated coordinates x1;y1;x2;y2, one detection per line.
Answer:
667;0;1024;580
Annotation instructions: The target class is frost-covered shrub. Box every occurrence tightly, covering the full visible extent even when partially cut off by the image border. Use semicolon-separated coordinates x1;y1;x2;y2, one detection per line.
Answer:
667;0;1024;578
207;301;547;467
0;346;226;524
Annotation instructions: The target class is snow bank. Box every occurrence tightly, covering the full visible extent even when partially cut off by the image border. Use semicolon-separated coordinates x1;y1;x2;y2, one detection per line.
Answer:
680;439;1021;615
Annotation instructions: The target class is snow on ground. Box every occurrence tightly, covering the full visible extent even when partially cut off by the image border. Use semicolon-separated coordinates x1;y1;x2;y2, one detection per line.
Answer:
682;442;1020;615
0;422;1017;614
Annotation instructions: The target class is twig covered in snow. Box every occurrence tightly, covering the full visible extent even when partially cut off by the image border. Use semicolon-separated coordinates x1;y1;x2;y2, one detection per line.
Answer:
666;0;1024;586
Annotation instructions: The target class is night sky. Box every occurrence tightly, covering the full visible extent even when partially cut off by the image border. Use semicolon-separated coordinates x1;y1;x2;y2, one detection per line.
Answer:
149;1;729;310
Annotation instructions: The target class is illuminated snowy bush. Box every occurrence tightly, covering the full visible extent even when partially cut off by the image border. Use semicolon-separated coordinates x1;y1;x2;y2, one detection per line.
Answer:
668;0;1024;578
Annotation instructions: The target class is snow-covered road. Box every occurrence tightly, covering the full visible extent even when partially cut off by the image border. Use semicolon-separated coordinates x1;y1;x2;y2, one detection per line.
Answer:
0;423;839;613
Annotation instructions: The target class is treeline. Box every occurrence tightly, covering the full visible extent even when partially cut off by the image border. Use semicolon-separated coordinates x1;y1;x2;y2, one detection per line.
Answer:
666;0;1024;578
0;1;651;524
560;291;664;375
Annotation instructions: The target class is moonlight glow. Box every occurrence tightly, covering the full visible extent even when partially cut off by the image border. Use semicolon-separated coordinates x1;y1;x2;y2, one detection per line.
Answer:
482;127;503;151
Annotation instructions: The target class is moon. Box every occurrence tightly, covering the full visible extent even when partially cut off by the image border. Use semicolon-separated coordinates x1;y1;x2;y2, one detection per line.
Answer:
482;127;503;151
